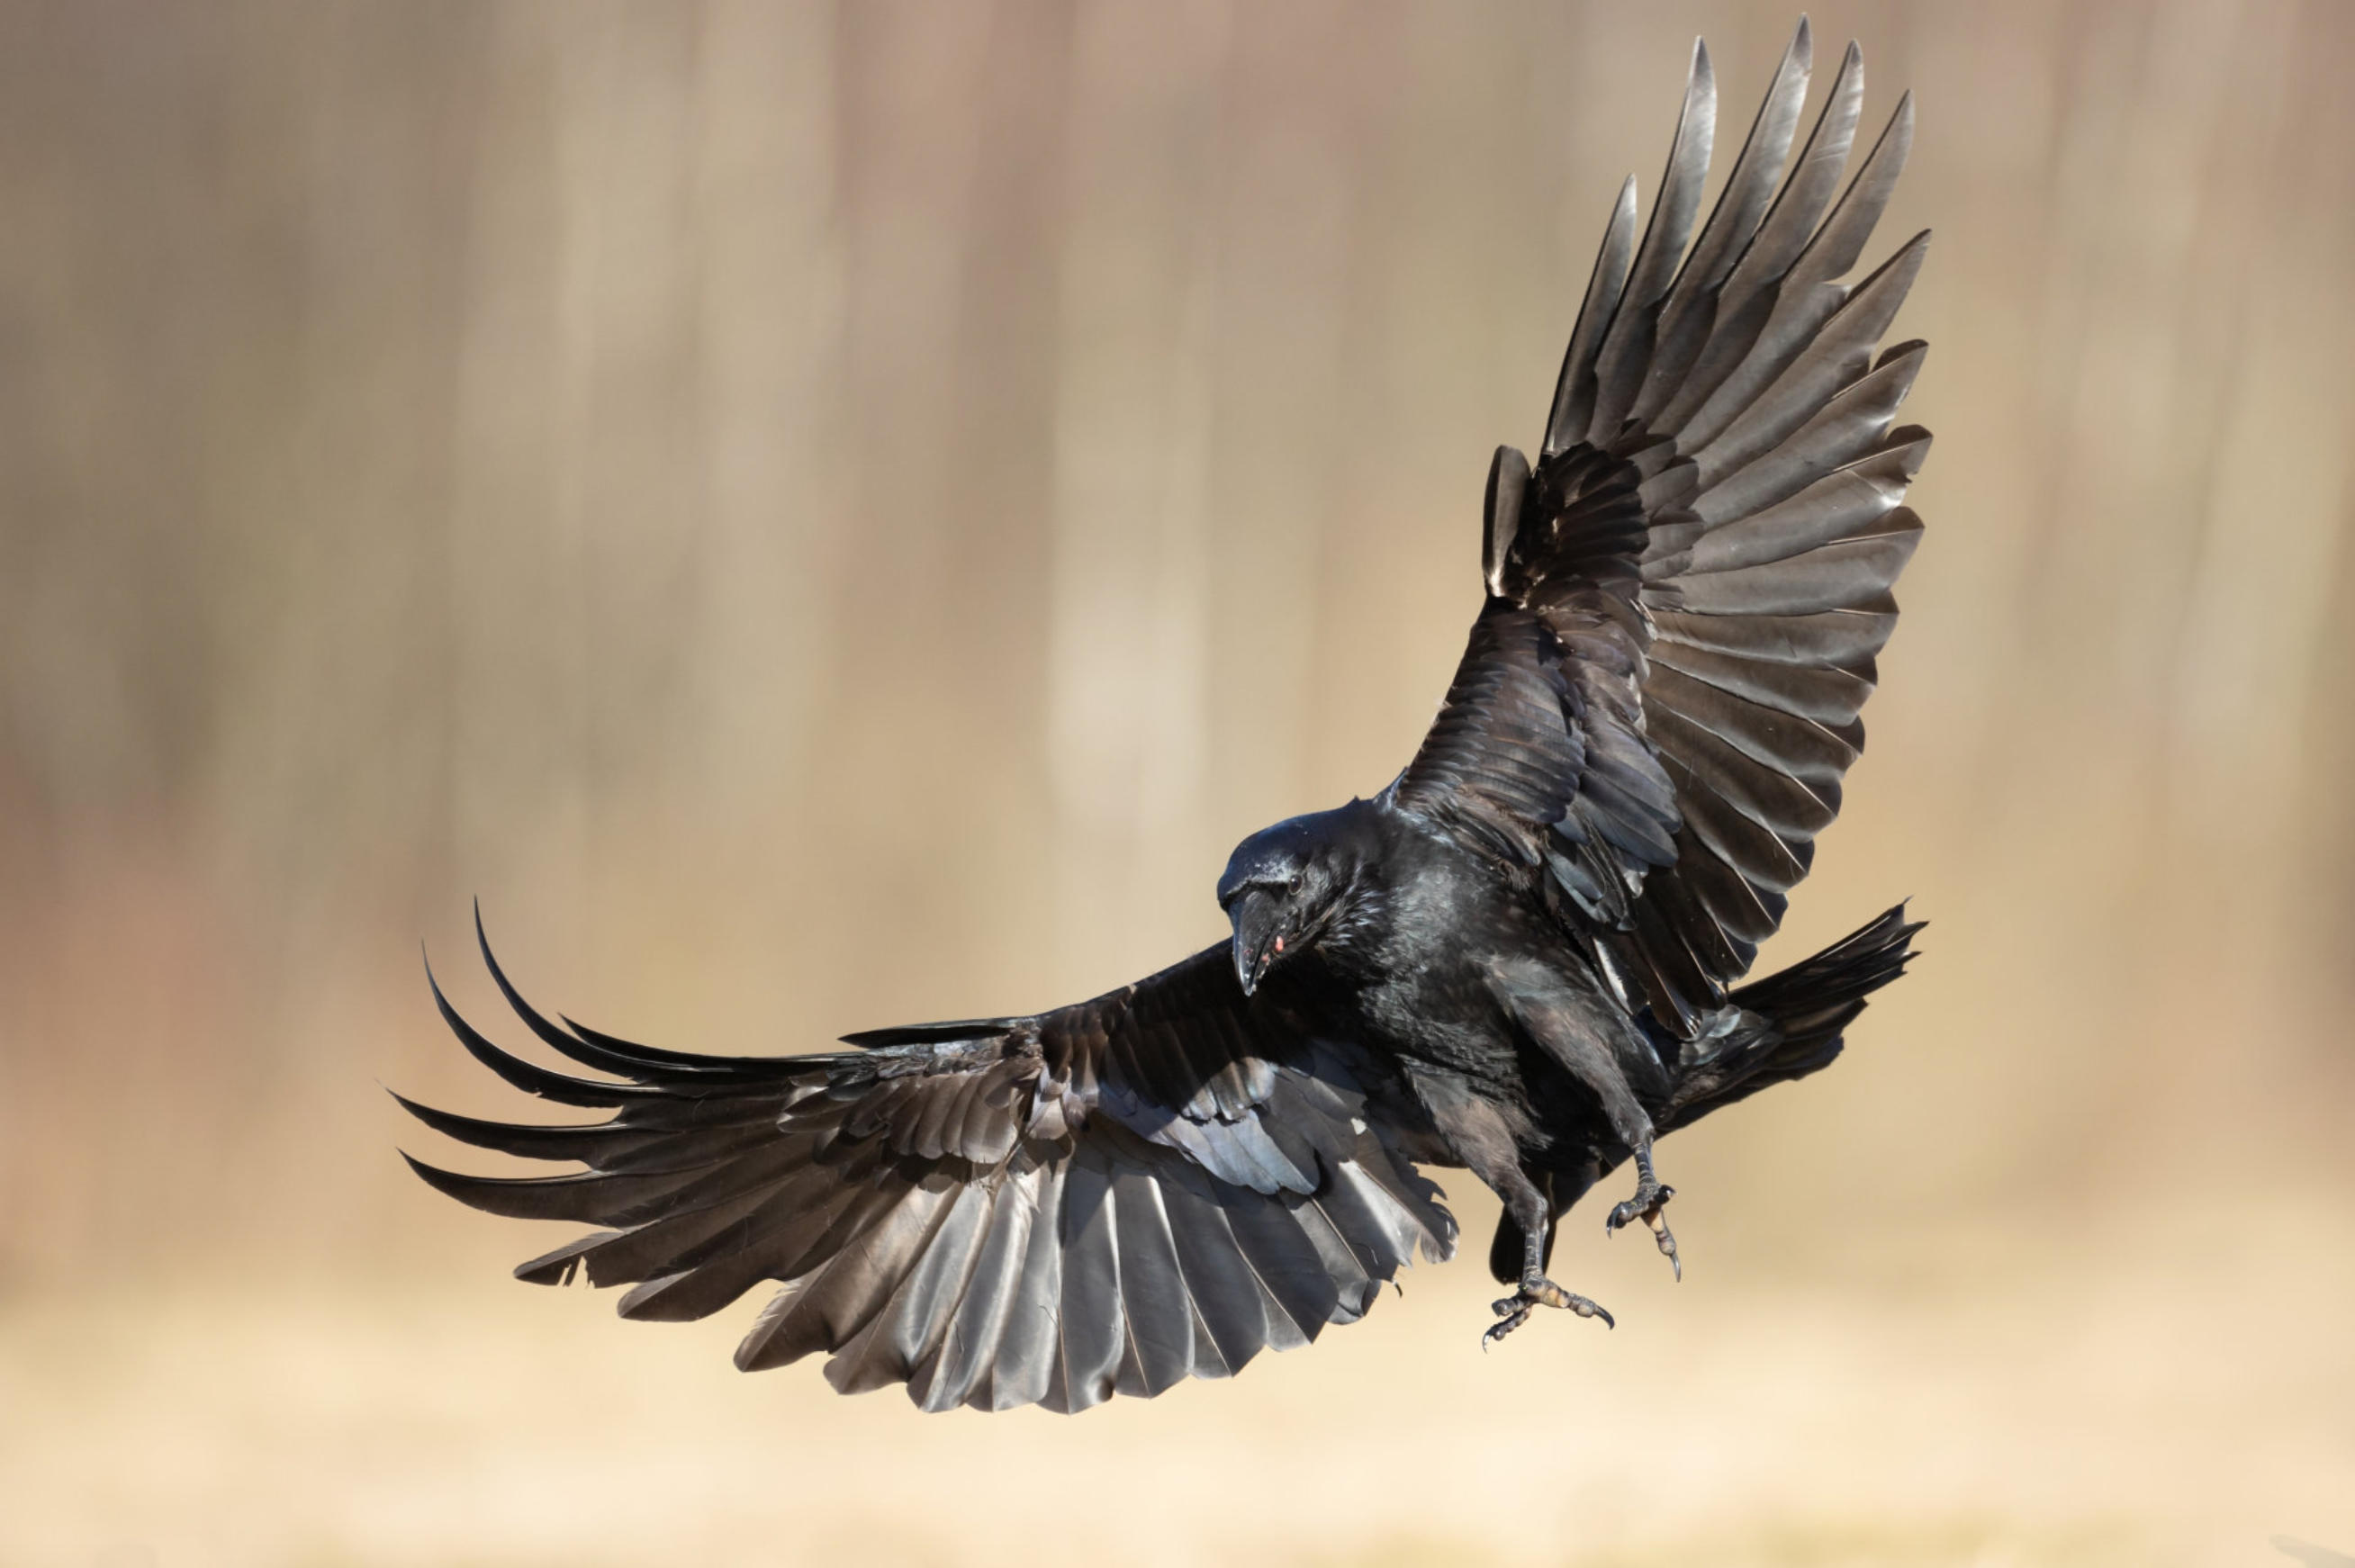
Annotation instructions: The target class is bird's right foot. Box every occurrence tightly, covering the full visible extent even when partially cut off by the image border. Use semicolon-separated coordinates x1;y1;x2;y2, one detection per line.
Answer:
1482;1275;1613;1348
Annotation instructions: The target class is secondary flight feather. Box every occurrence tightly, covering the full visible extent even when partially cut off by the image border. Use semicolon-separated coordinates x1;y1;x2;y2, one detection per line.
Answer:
402;20;1929;1413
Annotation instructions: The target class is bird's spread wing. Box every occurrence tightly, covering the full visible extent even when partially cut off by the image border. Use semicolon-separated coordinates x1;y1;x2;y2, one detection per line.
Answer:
1391;23;1928;1034
400;920;1455;1413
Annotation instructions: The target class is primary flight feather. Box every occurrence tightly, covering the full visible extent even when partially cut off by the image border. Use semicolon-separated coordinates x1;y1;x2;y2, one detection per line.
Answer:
402;20;1928;1412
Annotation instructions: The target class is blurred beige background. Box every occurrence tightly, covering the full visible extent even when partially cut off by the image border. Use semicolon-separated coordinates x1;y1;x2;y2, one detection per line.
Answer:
2;1;2351;1564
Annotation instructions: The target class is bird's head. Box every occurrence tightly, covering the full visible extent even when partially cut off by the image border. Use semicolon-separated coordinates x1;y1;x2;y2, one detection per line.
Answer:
1216;801;1379;996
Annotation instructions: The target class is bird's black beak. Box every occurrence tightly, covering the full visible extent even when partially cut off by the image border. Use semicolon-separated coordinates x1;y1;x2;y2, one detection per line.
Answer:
1228;888;1285;997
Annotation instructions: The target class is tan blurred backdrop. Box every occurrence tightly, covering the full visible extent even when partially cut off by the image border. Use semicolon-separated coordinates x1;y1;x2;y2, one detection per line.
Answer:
2;2;2351;1564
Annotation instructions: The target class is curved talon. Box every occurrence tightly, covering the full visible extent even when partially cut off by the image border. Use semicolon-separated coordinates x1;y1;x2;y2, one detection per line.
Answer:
1482;1308;1530;1349
1647;1212;1683;1282
1606;1182;1674;1234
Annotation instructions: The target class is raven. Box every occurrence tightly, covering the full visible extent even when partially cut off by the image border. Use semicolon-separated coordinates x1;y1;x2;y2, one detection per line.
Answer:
402;22;1928;1412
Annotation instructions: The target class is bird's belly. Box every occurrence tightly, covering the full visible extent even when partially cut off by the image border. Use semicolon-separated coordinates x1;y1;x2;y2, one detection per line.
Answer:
1342;966;1529;1092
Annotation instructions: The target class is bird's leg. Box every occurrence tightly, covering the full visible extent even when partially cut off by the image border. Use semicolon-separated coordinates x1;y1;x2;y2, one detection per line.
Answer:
1401;1065;1613;1346
1491;970;1681;1281
1604;1137;1679;1280
1484;1167;1614;1347
1402;1065;1615;1347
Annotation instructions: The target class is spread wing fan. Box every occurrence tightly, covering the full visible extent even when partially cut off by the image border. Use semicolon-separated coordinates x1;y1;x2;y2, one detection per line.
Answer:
1392;21;1929;1035
401;915;1452;1413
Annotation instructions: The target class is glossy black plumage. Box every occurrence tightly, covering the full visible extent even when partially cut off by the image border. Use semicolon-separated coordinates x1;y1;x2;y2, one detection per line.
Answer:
402;22;1929;1412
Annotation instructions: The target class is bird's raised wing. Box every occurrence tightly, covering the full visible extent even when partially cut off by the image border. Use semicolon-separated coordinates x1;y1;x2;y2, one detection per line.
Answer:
399;920;1454;1414
1390;23;1929;1035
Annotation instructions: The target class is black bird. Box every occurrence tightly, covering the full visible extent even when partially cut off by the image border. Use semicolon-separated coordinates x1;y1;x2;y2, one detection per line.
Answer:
402;22;1929;1413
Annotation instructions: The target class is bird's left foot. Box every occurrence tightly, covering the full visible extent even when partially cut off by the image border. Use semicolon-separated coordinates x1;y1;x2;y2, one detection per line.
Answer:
1483;1275;1613;1349
1604;1149;1680;1281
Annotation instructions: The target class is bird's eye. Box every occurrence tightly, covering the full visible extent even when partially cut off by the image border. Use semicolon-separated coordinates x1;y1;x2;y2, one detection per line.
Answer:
1287;870;1304;892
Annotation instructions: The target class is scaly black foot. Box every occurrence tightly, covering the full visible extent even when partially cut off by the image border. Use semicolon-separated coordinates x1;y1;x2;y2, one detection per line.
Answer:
1481;1275;1613;1348
1603;1145;1681;1281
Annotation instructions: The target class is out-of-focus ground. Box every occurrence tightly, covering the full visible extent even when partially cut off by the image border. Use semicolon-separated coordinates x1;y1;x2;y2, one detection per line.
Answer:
3;2;2352;1564
5;1200;2351;1568
5;1191;2355;1554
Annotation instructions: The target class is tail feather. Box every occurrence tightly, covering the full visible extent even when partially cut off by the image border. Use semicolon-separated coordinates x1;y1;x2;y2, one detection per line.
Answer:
1726;901;1920;1026
1663;902;1921;1130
